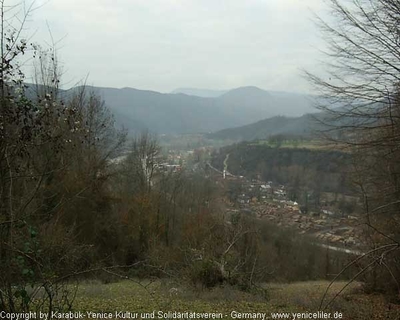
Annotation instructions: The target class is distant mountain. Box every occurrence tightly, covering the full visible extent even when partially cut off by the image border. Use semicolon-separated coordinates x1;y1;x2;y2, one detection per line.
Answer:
83;86;224;134
217;87;294;122
171;88;227;98
27;84;318;135
98;86;319;134
218;86;318;120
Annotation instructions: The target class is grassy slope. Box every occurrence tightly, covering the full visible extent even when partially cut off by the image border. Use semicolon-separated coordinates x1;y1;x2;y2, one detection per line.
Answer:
71;280;399;319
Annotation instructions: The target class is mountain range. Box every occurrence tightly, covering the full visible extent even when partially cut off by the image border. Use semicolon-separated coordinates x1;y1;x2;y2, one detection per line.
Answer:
81;85;318;134
24;83;321;136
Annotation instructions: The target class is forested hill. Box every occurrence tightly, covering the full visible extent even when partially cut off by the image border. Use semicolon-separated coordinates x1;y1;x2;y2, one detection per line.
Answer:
207;104;375;142
207;114;320;141
212;143;353;195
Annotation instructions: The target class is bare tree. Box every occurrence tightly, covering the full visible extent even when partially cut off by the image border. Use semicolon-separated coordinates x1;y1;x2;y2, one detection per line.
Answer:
307;0;400;299
123;132;161;193
307;0;400;142
0;1;128;312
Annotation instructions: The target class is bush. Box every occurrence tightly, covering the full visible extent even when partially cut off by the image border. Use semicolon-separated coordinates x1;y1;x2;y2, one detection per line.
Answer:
188;260;224;288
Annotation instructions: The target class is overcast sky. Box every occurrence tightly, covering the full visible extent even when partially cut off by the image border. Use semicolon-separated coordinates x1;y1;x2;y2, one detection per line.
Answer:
20;0;329;93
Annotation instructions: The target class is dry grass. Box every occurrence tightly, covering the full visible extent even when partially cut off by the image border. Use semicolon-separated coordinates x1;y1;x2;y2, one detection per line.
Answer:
70;279;400;320
266;281;361;308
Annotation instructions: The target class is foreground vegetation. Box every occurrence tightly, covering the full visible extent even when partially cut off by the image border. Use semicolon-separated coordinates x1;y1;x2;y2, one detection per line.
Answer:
68;280;399;320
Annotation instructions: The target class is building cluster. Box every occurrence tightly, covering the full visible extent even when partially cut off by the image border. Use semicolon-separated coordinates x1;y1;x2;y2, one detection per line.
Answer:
222;174;362;249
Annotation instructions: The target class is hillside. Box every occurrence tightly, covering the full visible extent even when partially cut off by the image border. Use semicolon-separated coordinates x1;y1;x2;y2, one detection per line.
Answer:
69;280;397;320
207;102;369;142
212;143;353;197
208;114;323;141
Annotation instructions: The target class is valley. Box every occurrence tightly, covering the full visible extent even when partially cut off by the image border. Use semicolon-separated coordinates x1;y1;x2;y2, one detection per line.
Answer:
205;154;363;254
161;140;364;256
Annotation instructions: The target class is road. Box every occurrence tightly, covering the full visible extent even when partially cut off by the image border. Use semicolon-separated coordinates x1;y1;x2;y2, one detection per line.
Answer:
318;243;363;256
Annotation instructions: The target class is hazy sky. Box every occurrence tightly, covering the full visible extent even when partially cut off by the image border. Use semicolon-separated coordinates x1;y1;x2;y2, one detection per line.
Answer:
20;0;329;93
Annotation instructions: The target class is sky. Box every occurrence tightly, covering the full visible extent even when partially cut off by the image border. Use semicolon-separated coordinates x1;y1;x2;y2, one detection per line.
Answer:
16;0;329;93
